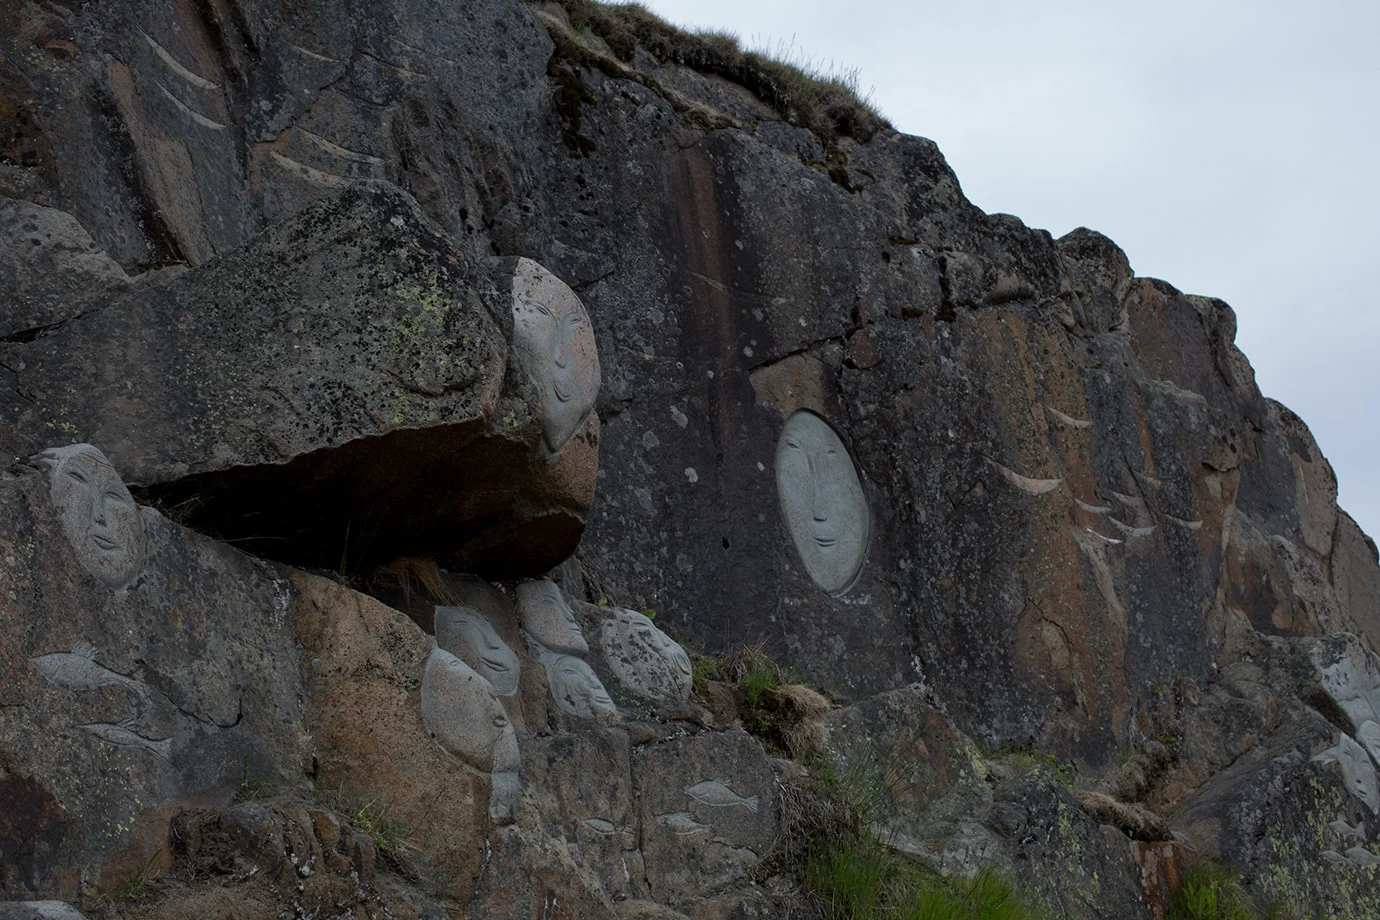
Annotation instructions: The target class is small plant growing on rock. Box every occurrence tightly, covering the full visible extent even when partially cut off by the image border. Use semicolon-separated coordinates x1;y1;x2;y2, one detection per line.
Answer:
91;849;162;908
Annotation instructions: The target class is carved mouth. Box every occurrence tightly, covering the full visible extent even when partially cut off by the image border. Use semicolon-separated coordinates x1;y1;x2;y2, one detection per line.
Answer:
552;383;574;403
813;536;837;550
482;656;509;671
92;535;120;551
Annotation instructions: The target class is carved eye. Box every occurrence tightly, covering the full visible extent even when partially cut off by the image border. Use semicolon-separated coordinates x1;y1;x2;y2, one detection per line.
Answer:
568;314;583;326
537;304;553;317
66;470;89;485
492;714;508;728
785;439;802;450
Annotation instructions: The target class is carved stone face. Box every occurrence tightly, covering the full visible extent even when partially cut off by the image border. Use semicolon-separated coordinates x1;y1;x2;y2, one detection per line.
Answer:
435;605;520;696
1315;732;1380;814
420;648;513;769
511;258;601;455
600;608;693;707
516;579;588;654
774;412;870;595
42;444;147;588
541;651;618;721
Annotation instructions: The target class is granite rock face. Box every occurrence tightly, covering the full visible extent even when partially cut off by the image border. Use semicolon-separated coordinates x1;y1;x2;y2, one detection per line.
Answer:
0;183;599;576
3;0;1380;916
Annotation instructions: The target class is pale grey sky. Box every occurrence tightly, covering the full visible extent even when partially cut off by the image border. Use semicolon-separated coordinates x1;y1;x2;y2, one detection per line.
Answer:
645;0;1380;542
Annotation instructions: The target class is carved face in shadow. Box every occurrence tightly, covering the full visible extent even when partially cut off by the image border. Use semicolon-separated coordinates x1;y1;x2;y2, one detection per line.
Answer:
541;651;618;721
511;258;601;455
41;444;147;588
420;648;513;770
435;605;520;696
774;412;870;595
601;608;693;706
516;579;588;654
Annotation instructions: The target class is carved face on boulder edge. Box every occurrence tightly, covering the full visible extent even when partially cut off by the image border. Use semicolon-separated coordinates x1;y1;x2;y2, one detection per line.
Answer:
39;444;147;589
774;411;871;596
600;608;693;707
516;579;588;654
510;257;601;456
435;605;520;696
420;648;514;770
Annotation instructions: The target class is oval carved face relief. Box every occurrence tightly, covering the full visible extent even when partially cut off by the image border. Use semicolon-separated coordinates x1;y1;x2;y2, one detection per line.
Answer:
774;411;871;596
511;258;601;456
41;443;147;589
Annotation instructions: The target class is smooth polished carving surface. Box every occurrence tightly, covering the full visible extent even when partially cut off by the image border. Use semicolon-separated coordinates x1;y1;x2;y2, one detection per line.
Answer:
528;642;617;721
600;609;692;706
420;648;514;770
39;444;147;588
511;257;601;455
435;605;519;696
774;411;870;595
516;579;588;654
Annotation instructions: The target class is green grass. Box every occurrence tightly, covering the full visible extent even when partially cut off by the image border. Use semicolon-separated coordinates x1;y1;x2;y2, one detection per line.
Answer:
313;782;420;876
804;835;1051;920
1168;860;1284;920
92;850;161;907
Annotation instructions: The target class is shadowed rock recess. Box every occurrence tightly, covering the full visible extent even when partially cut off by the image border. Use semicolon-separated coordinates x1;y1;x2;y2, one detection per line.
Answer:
1;0;1379;918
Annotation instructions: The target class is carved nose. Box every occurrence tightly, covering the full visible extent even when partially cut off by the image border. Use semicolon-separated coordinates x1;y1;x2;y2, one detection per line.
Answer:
810;470;828;521
553;324;572;369
93;496;109;526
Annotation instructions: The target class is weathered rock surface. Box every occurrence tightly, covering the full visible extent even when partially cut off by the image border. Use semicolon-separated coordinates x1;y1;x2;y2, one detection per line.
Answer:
0;454;307;902
3;0;1380;916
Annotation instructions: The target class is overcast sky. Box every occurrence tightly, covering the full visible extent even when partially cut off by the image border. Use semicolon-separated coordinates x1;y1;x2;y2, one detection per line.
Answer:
644;0;1380;543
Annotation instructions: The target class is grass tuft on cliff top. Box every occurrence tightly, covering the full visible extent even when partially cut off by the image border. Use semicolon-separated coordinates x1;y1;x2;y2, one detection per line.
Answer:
547;0;889;145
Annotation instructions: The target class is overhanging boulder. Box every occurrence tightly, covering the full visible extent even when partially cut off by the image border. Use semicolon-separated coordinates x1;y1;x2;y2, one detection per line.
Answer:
0;183;600;575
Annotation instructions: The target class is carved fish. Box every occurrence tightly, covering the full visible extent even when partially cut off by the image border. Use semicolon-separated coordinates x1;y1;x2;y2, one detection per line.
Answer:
1345;845;1380;867
78;721;171;760
1075;499;1112;514
1321;849;1349;866
1107;517;1156;539
583;818;618;835
685;780;759;813
31;643;149;703
1083;527;1123;546
655;812;710;836
1330;818;1366;840
988;459;1062;496
1044;406;1092;430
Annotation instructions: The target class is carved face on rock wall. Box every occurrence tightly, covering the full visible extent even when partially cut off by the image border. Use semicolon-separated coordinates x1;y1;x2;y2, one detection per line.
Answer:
538;650;618;721
516;579;588;654
511;257;601;456
774;411;870;596
420;648;513;770
435;605;520;696
600;608;693;707
41;444;147;589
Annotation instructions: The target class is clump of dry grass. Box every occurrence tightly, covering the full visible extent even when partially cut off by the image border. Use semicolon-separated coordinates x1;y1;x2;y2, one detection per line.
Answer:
546;0;889;146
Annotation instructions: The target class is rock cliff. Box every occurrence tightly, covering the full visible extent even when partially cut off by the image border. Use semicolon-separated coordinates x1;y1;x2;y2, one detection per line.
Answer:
2;0;1379;917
